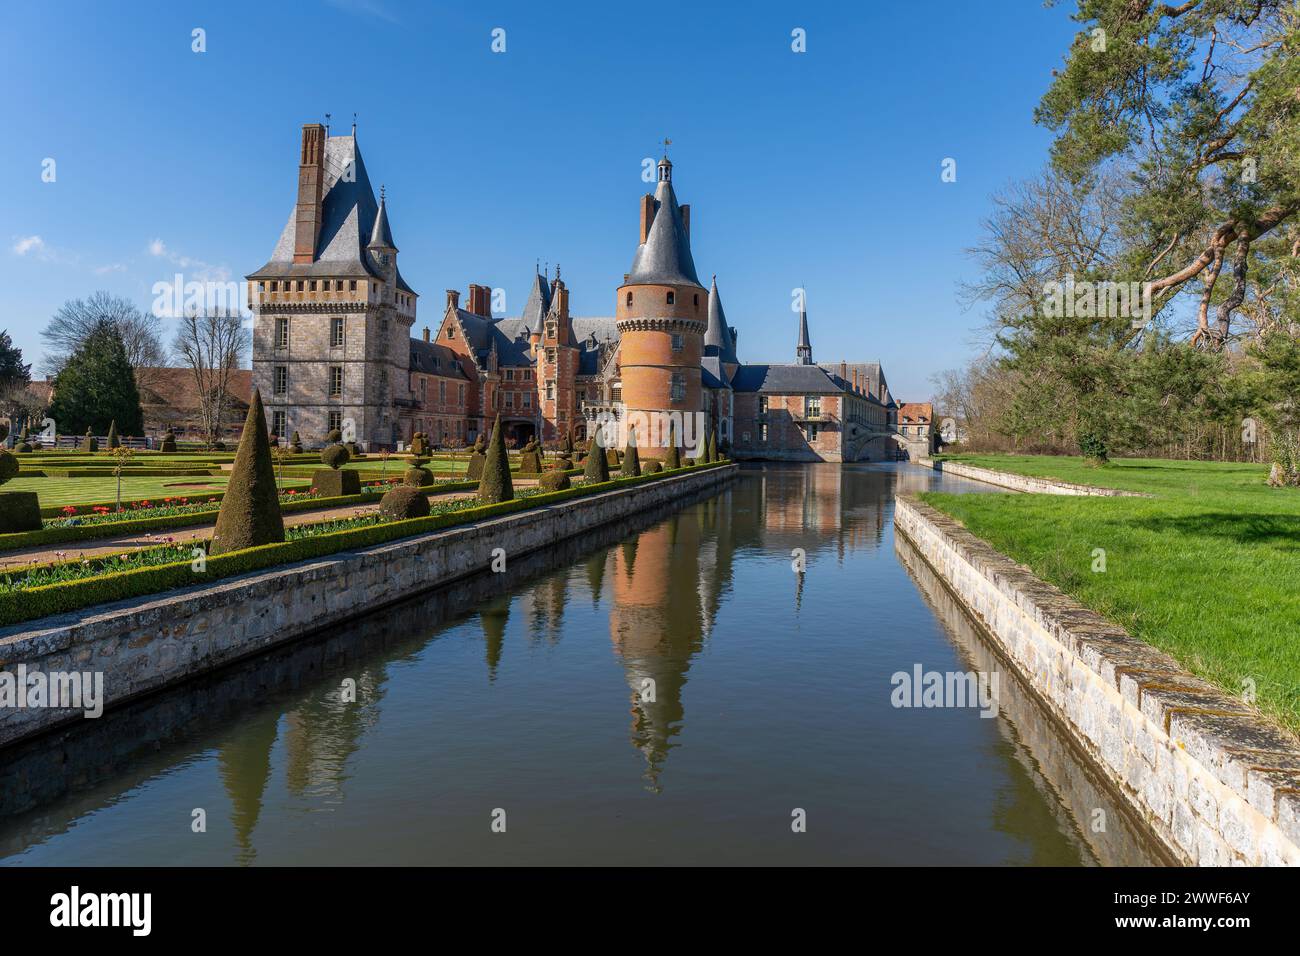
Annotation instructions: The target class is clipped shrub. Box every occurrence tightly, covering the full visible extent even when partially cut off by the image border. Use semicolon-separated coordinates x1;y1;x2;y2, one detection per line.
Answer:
643;460;662;474
210;388;285;556
409;431;428;456
519;438;542;474
312;468;360;497
622;429;641;477
0;450;18;483
290;430;304;453
467;434;487;480
663;421;681;469
403;463;434;487
321;443;351;469
477;414;513;503
107;420;120;449
160;429;177;453
605;447;620;468
708;429;718;462
584;436;609;482
379;485;431;521
326;428;343;444
539;469;571;491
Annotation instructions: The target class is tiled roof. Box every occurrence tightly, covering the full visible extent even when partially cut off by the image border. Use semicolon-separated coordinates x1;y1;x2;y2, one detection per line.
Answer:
897;402;932;423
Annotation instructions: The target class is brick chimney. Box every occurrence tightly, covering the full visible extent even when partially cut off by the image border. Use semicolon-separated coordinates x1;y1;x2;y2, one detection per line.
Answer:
840;360;848;383
467;283;491;317
639;194;655;244
446;289;460;311
293;124;326;263
422;326;430;342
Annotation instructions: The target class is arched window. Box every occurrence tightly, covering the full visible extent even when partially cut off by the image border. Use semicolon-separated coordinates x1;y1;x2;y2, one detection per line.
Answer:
626;292;633;307
666;291;675;305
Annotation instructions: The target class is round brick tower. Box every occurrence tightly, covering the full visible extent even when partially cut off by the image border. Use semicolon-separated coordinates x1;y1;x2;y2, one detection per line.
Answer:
615;155;707;459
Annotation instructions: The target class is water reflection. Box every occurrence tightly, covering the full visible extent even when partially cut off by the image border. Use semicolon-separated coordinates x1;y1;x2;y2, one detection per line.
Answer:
0;464;1163;865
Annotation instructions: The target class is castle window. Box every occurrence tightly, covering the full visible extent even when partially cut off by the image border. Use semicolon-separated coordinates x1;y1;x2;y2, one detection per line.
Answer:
666;292;675;305
275;317;289;348
806;395;821;417
626;292;633;307
381;317;389;334
670;373;685;403
446;327;454;339
439;380;446;403
349;280;357;291
331;317;345;348
420;379;428;402
546;347;556;364
759;423;768;444
522;392;531;408
505;392;514;409
505;369;514;381
546;381;555;401
273;366;288;395
671;333;684;352
272;411;287;440
694;294;699;308
759;396;769;415
329;411;342;433
329;366;343;396
458;384;465;406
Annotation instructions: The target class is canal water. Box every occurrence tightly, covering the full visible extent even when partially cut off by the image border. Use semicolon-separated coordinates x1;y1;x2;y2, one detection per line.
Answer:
0;463;1163;865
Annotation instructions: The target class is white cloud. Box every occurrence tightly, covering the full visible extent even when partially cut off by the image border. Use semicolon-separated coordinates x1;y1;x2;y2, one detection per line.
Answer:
93;263;127;275
147;237;230;282
12;235;49;258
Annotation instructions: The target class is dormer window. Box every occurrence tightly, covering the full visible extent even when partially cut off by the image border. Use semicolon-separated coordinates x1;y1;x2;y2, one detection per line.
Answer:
666;292;675;305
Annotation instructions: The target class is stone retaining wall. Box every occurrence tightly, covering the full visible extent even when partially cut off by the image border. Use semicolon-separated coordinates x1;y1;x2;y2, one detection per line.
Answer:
928;460;1149;497
895;493;1300;866
0;465;737;749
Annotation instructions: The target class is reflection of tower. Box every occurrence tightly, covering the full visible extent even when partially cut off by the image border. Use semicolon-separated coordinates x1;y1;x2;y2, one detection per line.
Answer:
479;595;511;681
282;667;384;802
608;512;706;791
217;710;280;865
528;570;570;644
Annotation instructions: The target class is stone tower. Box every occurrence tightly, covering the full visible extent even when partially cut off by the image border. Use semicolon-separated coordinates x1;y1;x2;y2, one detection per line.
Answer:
615;155;707;458
247;123;418;449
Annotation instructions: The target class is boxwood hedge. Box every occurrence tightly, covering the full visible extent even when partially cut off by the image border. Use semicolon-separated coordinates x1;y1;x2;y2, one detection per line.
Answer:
0;462;730;627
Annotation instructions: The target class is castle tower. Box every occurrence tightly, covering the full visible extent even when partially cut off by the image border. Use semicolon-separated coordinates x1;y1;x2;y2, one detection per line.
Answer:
247;124;417;450
615;154;707;458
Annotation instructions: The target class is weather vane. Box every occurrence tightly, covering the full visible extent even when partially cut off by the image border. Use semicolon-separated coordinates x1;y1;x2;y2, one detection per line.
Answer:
660;137;672;156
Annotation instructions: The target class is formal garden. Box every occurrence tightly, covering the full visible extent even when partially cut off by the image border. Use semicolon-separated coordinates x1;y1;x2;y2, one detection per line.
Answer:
921;454;1300;735
0;392;729;628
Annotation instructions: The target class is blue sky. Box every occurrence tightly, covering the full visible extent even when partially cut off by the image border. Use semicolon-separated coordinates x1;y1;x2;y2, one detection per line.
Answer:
0;0;1081;400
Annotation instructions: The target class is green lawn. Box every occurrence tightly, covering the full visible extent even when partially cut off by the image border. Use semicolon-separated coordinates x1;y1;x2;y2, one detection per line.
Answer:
6;474;310;507
922;455;1300;735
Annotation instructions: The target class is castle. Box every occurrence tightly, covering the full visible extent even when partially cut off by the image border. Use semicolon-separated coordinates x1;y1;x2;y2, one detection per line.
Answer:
248;123;912;461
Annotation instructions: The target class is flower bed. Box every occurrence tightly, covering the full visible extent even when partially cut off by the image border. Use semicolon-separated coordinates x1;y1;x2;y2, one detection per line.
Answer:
0;461;731;627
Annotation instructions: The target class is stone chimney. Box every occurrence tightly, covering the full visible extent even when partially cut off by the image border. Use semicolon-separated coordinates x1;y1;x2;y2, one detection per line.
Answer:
294;124;326;264
446;289;460;311
639;194;655;244
467;284;491;317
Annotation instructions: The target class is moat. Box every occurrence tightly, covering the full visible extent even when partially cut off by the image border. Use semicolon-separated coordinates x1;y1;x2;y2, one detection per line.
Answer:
0;463;1163;865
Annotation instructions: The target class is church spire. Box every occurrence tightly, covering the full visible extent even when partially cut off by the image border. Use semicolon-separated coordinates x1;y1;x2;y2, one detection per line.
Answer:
796;290;812;365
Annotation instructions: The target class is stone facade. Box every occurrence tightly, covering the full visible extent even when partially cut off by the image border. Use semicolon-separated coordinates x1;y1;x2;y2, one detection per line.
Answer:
894;494;1300;866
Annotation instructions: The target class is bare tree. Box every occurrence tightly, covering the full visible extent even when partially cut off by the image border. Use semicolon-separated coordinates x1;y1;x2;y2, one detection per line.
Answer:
172;309;249;446
41;291;166;392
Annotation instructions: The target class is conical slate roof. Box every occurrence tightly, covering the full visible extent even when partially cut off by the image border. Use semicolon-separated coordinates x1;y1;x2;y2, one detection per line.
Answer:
520;271;552;329
369;191;396;250
796;293;812;364
704;275;738;365
626;174;703;289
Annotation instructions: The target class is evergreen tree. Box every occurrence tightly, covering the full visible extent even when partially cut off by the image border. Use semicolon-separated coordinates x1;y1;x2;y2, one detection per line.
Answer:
210;389;285;555
48;320;143;435
478;414;513;503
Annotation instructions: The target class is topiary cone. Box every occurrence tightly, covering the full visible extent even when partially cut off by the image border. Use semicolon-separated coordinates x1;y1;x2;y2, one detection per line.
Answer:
623;425;641;477
664;420;681;469
107;420;119;449
584;435;609;482
708;427;718;463
210;388;285;555
477;413;514;503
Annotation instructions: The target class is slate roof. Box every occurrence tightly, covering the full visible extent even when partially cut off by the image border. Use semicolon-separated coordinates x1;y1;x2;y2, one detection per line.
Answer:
409;339;468;379
249;133;413;294
520;273;551;329
626;167;704;288
704;276;739;370
731;364;844;394
369;194;396;250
